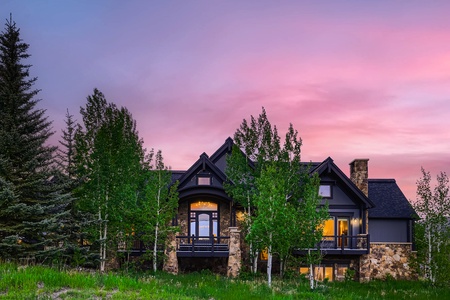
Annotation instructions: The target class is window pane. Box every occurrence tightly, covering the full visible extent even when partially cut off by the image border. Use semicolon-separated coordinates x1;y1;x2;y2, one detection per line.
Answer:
190;220;196;236
198;177;211;185
324;267;333;281
299;267;309;275
322;218;335;238
198;213;210;237
319;185;331;197
213;220;218;236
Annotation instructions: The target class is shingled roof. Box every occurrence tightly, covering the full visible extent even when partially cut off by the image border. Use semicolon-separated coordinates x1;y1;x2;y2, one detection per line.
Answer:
368;179;417;219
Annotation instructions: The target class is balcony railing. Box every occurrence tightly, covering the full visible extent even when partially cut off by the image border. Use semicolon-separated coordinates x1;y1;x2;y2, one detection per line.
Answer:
176;235;230;257
117;239;164;256
293;234;370;255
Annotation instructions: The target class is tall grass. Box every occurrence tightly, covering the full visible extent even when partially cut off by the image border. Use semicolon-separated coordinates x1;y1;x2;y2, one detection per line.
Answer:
0;263;449;299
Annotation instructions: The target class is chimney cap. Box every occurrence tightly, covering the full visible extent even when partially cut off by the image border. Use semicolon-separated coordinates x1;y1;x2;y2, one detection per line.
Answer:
349;159;369;165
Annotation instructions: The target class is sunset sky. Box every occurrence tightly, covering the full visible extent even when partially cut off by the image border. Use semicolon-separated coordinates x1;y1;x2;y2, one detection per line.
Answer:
3;1;450;202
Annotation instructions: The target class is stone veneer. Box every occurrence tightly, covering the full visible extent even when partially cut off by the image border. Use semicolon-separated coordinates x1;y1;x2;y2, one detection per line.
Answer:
363;243;415;280
163;231;178;274
227;227;241;277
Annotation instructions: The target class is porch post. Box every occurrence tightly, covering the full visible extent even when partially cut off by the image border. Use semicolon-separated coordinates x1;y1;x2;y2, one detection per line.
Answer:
227;227;241;278
163;231;179;275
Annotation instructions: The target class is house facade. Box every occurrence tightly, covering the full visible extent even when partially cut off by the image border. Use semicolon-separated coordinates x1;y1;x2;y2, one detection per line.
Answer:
158;138;416;281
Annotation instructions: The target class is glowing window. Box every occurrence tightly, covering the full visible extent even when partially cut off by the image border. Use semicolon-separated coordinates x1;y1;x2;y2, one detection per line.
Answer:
190;201;218;211
322;218;335;238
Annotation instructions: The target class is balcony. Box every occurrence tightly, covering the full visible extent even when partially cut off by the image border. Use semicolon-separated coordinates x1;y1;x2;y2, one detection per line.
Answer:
293;234;370;255
176;235;230;257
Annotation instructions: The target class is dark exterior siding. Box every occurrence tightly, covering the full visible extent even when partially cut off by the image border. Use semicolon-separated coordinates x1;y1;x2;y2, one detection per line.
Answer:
369;219;409;242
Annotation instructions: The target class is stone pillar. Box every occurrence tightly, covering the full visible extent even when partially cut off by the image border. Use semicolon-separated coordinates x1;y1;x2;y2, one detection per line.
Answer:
163;231;179;275
227;227;241;278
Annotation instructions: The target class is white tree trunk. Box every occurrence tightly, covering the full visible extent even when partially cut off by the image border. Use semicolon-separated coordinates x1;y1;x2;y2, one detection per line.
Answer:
153;221;159;272
267;232;273;287
99;209;103;272
267;245;272;287
253;251;259;273
101;221;108;272
309;249;315;290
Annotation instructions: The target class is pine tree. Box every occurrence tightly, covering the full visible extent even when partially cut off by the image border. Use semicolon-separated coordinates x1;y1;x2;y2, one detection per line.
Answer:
0;16;70;262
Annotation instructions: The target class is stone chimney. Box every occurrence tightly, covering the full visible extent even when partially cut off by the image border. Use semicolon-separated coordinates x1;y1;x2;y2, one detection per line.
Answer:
350;159;370;236
349;159;369;197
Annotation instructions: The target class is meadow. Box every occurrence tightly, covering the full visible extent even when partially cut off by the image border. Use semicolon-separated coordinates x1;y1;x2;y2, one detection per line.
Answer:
0;263;449;299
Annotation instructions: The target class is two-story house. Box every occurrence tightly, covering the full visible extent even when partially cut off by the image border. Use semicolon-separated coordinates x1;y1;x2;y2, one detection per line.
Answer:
144;138;416;281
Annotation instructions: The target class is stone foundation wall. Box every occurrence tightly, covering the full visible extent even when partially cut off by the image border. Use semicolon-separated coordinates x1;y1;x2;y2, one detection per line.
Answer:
365;243;415;280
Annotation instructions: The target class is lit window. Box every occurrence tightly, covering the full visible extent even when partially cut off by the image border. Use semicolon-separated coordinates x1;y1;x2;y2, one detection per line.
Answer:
299;266;334;281
198;177;211;185
190;201;218;211
260;248;269;261
319;185;332;198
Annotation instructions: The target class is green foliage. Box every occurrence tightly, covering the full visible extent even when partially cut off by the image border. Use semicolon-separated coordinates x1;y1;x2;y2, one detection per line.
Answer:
74;89;145;271
344;268;355;282
225;107;329;287
0;16;70;262
134;149;179;271
413;168;450;286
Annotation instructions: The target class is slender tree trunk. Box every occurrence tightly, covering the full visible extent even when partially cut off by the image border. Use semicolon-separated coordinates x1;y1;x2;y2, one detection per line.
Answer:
427;224;433;282
280;258;284;277
153;221;159;272
153;183;162;272
99;209;103;272
253;251;259;273
309;249;315;290
267;233;272;287
101;221;108;272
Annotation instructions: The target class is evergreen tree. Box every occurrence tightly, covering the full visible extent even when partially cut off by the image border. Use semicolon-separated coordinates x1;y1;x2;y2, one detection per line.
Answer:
57;110;77;178
0;16;70;262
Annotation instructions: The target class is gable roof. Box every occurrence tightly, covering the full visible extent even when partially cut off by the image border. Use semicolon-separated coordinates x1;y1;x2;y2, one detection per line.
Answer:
368;179;417;219
309;157;375;208
176;152;227;190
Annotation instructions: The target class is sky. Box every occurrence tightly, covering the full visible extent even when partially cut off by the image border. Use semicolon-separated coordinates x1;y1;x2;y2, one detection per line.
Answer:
2;0;450;202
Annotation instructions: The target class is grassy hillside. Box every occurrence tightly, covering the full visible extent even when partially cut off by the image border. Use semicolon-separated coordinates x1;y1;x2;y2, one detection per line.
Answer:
0;263;449;299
